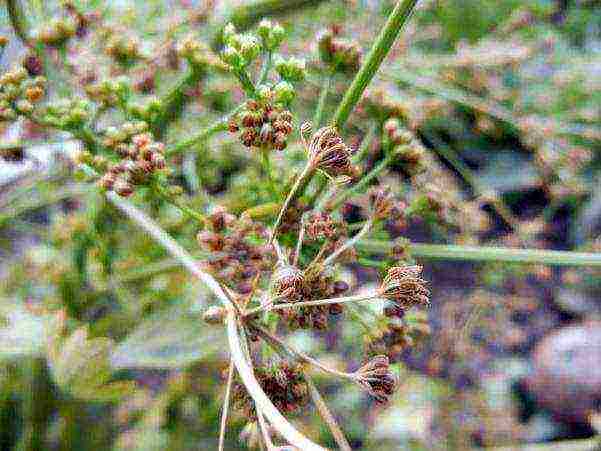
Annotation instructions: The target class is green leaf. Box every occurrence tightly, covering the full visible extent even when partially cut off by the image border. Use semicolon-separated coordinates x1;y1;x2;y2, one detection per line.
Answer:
110;307;225;369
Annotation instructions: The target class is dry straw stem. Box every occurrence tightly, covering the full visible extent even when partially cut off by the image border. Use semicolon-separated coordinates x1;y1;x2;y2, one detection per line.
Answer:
106;192;326;450
218;360;235;451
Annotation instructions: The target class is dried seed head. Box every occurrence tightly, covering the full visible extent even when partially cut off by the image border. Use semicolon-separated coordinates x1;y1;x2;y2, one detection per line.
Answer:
379;265;430;309
353;355;397;403
307;126;353;176
271;264;304;300
306;211;338;241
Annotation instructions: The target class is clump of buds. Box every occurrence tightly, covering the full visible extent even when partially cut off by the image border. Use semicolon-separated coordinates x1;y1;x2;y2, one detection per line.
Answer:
221;23;262;71
97;123;167;197
274;56;306;82
35;17;77;47
379;265;430;311
44;98;92;129
256;19;285;51
231;360;308;419
197;207;275;292
177;35;224;71
228;99;294;151
105;34;142;65
317;28;361;73
366;311;431;362
0;66;46;123
305;211;341;241
306;125;355;177
383;117;426;174
353;355;397;403
85;78;130;108
273;264;349;330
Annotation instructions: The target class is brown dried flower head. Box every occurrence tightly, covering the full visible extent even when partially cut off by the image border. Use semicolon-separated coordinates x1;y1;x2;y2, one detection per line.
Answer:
306;125;353;177
379;265;430;309
271;263;304;301
353;355;397;403
369;186;394;220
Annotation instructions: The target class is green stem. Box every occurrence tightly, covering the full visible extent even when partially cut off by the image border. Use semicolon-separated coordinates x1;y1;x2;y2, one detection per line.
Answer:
258;51;273;85
235;69;256;98
352;123;378;164
260;147;279;199
5;0;31;45
358;240;601;267
165;107;242;156
331;0;419;129
312;72;333;127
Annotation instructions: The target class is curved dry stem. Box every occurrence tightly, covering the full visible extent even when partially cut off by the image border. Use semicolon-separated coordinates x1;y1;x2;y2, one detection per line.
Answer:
107;194;325;450
218;360;235;451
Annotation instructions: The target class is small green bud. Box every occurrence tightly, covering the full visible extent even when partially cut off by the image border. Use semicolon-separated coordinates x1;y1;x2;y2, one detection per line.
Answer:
274;80;295;104
256;84;273;102
257;19;272;43
239;35;260;62
275;56;306;82
223;23;237;43
221;46;244;69
267;24;285;50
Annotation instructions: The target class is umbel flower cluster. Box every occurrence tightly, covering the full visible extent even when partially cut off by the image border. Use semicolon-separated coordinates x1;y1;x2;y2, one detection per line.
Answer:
0;65;46;122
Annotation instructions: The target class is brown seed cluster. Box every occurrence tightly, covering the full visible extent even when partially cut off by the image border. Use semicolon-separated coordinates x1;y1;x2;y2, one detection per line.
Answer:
98;123;166;197
35;17;77;47
383;117;426;174
0;66;46;122
379;265;430;312
365;311;431;362
231;360;308;419
353;355;397;403
197;208;275;293
307;126;355;177
271;263;349;330
305;211;341;241
105;34;142;64
228;100;293;151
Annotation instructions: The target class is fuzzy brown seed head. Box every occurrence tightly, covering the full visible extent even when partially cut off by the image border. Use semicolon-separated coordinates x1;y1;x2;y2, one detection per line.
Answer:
271;264;304;301
307;126;353;176
24;86;44;103
306;211;338;241
113;179;134;197
379;265;430;310
354;355;397;403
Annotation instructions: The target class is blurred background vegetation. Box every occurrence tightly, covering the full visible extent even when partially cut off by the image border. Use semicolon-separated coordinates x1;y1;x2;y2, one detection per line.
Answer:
0;0;600;450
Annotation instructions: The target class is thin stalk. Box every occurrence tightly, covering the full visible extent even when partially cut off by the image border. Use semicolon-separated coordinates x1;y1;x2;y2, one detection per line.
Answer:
358;240;601;267
329;152;395;210
269;162;314;243
323;218;373;266
258;51;273;85
165;106;242;156
331;0;419;129
312;72;333;127
154;184;207;225
109;193;324;450
304;372;352;451
218;360;235;451
260;147;279;199
251;324;354;381
235;69;256;98
292;214;306;267
257;413;274;450
245;292;377;317
6;0;32;45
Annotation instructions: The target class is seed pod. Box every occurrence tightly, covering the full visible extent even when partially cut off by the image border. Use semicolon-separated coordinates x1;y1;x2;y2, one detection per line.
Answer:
114;179;134;197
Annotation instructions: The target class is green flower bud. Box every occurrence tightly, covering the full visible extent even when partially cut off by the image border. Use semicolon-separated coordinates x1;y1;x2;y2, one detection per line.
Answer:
239;35;260;63
274;80;295;104
267;24;285;50
221;46;244;69
223;23;237;43
257;19;272;43
256;84;273;102
275;56;306;82
16;100;34;114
